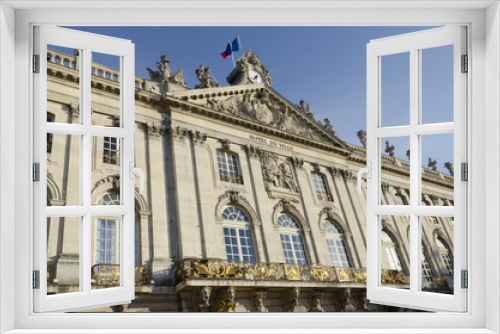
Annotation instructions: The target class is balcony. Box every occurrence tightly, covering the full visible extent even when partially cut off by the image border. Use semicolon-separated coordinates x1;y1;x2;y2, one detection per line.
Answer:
91;264;148;286
175;258;412;290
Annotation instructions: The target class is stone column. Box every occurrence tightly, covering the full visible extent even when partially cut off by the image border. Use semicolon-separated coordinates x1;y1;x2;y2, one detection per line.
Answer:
170;126;202;259
245;145;280;263
333;167;367;268
55;110;82;285
292;160;320;265
134;124;151;266
146;122;171;284
190;131;219;259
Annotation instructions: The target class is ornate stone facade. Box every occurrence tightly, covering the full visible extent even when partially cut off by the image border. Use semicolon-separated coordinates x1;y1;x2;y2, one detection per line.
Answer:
45;49;455;313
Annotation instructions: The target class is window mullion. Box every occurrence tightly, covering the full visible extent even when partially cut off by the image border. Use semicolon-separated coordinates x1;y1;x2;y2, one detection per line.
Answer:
409;46;420;294
81;47;92;294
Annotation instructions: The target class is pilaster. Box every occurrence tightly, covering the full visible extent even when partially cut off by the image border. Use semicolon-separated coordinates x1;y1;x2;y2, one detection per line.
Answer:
170;126;202;259
146;121;172;283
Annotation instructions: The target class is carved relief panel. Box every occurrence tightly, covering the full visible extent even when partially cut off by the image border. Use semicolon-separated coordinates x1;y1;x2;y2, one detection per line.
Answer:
259;151;300;200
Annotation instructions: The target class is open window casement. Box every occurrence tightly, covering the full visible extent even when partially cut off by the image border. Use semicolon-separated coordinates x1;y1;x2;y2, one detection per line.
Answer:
33;26;139;312
364;26;467;312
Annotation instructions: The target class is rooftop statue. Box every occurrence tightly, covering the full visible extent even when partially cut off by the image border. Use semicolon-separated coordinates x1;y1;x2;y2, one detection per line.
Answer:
297;100;314;119
357;130;367;148
195;64;220;89
428;157;438;171
147;55;187;87
385;140;395;157
444;162;454;176
323;118;338;137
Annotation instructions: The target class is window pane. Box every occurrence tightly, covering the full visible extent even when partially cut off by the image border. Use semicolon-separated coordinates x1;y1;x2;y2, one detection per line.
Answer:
92;216;121;290
381;52;410;127
421;45;454;124
421;216;454;295
47;45;81;124
380;136;410;205
47;216;80;295
380;216;409;290
421;133;454;206
91;52;121;128
91;136;121;205
47;134;80;206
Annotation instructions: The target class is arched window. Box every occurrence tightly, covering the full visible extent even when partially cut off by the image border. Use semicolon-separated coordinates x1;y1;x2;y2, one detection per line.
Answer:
278;213;308;265
381;230;403;271
436;238;453;276
95;192;140;265
312;173;332;201
222;206;256;262
323;220;351;268
217;150;243;184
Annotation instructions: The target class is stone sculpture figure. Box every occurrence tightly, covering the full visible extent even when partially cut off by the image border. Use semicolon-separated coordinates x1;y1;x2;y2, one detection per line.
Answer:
297;100;314;118
357;130;367;148
279;163;295;190
308;290;324;312
323;118;338;137
428;157;437;171
194;286;212;312
147;55;186;86
147;55;172;82
444;162;454;176
385;140;395;157
195;64;219;89
214;286;236;312
284;287;300;312
251;289;268;312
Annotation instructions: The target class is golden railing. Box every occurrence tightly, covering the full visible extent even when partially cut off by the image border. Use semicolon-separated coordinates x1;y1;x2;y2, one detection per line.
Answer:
91;264;148;286
175;259;410;284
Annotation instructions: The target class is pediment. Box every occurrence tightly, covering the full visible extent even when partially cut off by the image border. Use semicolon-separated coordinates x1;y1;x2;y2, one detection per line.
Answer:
166;84;347;149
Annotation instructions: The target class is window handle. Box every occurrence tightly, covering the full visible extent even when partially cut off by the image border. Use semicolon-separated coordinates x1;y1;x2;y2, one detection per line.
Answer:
129;162;145;195
357;162;371;195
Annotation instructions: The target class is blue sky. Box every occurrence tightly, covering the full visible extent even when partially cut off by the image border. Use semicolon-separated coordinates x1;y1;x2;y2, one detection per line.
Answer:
65;26;454;174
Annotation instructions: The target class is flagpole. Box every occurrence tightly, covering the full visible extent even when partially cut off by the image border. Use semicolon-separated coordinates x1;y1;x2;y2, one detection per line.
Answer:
210;72;219;86
228;38;236;68
237;35;243;59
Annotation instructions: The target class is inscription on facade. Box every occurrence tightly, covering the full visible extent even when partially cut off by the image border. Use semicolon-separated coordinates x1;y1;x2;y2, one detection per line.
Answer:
249;135;292;151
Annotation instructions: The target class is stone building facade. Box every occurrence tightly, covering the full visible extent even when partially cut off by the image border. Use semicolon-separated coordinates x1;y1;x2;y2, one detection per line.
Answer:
45;49;455;312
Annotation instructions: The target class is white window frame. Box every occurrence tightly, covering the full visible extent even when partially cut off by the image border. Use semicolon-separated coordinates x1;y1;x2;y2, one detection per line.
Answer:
1;2;498;333
366;26;467;312
32;25;136;313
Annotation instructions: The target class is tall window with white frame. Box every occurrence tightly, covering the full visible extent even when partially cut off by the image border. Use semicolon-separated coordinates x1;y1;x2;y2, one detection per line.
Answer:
323;220;351;268
421;246;434;283
217;150;243;184
95;192;121;265
94;192;141;266
312;173;333;201
436;238;453;276
103;137;120;165
222;206;256;262
278;213;308;265
380;230;403;272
